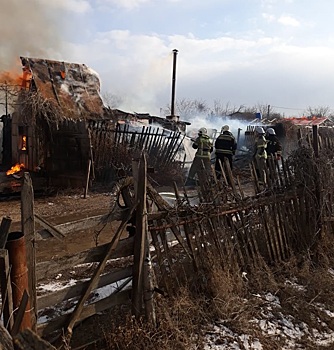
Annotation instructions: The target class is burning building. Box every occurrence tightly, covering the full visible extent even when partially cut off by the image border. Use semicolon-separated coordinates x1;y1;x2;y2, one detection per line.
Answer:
2;57;115;186
1;57;190;187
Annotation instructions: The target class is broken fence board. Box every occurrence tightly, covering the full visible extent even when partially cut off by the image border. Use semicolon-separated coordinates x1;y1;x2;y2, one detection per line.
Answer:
38;290;131;337
0;217;12;249
34;215;65;241
36;237;134;281
37;266;133;310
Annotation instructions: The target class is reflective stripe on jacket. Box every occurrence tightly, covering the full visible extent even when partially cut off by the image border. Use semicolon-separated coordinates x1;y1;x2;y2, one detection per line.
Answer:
215;132;237;155
193;135;213;158
255;135;268;159
266;135;282;156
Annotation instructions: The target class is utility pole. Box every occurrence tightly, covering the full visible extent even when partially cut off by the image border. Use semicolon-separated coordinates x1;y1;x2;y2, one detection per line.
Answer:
267;104;270;119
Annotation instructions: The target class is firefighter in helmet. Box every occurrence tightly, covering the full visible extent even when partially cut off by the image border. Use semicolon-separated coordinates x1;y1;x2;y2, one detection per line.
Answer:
214;125;237;178
253;126;268;185
185;127;213;186
266;127;282;160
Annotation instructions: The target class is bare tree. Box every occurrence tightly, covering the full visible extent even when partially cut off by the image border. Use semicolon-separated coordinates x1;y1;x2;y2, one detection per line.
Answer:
0;82;20;115
102;91;123;109
168;98;209;119
305;106;331;118
211;100;244;116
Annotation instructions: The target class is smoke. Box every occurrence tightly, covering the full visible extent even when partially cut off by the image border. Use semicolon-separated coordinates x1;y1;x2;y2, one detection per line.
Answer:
183;113;251;143
0;0;64;72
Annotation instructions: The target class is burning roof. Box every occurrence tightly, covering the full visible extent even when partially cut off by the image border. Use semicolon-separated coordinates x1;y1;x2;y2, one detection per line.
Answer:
20;57;108;120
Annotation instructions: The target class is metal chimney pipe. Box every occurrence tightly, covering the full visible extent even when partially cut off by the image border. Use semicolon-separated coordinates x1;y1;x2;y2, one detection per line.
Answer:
171;49;178;117
6;231;32;332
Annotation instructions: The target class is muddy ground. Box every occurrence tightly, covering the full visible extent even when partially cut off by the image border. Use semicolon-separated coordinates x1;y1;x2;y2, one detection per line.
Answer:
1;188;118;262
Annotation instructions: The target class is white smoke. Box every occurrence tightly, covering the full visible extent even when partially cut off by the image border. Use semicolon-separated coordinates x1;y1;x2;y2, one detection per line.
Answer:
183;113;252;146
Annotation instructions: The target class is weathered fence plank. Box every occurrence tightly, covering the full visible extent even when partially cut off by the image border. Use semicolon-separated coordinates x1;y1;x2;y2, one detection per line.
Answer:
21;172;37;331
37;266;133;310
38;290;131;336
36;237;134;281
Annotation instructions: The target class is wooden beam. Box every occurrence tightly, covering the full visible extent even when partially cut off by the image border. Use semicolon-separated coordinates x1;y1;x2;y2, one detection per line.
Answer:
34;215;65;241
0;249;14;332
39;290;131;337
0;217;12;249
36;237;134;281
21;172;37;331
83;159;92;199
37;266;133;310
62;204;137;344
36;207;133;240
132;156;147;318
11;289;29;336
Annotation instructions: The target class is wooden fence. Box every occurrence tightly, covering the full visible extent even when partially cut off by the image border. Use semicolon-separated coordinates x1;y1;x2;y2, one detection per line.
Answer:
1;125;334;348
88;121;186;182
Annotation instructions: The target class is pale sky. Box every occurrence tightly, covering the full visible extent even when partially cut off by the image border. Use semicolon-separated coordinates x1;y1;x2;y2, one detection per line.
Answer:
1;0;334;116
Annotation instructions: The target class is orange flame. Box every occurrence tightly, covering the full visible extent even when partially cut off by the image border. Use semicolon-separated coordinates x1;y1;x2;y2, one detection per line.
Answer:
21;136;27;151
6;163;25;176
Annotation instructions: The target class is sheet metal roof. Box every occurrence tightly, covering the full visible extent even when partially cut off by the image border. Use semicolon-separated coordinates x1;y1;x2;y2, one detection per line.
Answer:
284;117;329;126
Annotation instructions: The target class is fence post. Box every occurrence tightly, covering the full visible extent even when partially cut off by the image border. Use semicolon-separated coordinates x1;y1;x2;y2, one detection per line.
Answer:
132;153;154;321
312;125;319;158
21;172;37;331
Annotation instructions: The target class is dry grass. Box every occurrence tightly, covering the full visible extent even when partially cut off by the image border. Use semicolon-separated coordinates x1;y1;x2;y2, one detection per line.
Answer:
68;241;334;350
68;144;334;349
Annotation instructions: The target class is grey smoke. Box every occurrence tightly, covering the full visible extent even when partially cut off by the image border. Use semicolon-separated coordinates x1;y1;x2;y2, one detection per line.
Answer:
0;0;64;70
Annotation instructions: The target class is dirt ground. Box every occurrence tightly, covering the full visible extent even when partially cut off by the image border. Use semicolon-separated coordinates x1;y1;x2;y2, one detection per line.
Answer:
0;189;118;263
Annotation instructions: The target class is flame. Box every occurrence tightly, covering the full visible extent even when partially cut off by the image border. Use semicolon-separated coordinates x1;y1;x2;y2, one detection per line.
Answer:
0;70;23;86
6;163;25;176
21;136;27;151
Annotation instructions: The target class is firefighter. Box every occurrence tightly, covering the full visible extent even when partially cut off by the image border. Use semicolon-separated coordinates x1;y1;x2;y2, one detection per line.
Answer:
266;127;282;160
214;125;237;177
185;127;213;186
253;126;268;185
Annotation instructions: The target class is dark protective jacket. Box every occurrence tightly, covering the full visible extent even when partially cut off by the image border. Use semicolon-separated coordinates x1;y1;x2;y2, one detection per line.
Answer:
266;135;282;156
215;131;237;155
192;134;213;159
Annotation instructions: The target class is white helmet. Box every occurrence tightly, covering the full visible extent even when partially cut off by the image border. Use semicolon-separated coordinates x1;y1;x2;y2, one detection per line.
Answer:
266;127;276;135
255;126;265;134
198;127;208;136
221;125;229;132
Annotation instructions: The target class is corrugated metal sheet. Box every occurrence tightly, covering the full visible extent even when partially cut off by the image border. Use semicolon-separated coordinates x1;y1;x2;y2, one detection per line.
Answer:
284;117;328;126
20;57;106;120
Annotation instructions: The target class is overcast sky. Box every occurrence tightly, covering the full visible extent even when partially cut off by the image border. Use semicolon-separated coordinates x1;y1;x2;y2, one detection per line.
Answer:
1;0;334;117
